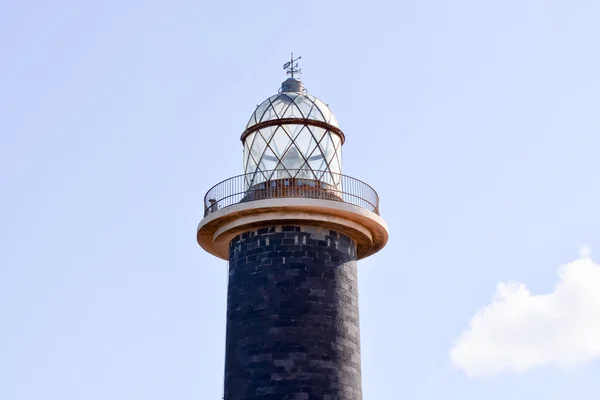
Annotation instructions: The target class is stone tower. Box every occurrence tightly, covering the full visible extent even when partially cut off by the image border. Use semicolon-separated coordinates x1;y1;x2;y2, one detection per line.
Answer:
197;69;388;399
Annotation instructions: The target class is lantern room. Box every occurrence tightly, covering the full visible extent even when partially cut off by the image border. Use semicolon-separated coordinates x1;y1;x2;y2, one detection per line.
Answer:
240;77;344;188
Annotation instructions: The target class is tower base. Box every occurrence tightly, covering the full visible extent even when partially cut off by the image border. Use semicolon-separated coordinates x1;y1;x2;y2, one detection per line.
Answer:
224;225;362;400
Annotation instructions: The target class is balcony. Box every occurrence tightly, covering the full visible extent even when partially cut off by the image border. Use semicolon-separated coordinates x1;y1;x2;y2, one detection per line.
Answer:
203;169;380;217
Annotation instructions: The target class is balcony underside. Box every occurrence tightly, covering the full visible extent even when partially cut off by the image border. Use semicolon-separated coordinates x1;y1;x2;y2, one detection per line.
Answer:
197;197;388;261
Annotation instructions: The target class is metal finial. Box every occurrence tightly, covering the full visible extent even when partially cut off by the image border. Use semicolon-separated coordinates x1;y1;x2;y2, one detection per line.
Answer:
283;53;302;78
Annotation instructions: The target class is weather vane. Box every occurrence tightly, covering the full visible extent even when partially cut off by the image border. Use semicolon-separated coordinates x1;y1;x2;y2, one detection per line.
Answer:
283;53;302;78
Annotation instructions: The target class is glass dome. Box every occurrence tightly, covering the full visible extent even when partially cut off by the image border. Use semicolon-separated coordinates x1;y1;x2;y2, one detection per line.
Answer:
246;92;339;129
242;79;344;188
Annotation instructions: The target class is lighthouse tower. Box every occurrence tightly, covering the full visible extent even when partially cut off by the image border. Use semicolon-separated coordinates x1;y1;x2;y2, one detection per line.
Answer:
197;58;388;400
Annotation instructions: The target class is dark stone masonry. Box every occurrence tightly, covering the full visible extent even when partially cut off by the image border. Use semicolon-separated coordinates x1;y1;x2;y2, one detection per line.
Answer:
224;225;362;400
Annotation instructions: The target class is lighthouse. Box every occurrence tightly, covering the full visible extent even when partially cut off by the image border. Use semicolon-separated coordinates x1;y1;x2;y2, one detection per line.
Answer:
197;56;388;400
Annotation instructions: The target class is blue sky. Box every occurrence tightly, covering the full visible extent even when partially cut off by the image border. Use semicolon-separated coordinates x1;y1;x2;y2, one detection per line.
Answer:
1;0;599;399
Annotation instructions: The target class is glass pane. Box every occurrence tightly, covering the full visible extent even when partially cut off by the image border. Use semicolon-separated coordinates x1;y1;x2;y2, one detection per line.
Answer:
307;99;326;121
293;126;314;156
284;101;304;119
295;162;316;180
306;96;324;121
295;96;314;118
259;125;276;144
260;99;279;122
288;123;304;140
270;128;292;159
243;137;251;172
319;132;335;155
331;133;342;151
330;151;342;175
271;96;292;119
308;126;327;147
315;98;332;123
281;144;304;171
312;168;326;181
244;132;256;159
308;151;327;172
304;127;325;162
251;96;275;126
326;142;337;166
273;163;292;180
332;133;342;173
280;94;298;118
250;131;268;167
259;145;278;171
246;152;258;175
283;93;300;118
252;167;268;185
318;133;336;173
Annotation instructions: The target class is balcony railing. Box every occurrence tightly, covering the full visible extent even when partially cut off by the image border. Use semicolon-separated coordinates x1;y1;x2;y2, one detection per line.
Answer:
203;169;379;217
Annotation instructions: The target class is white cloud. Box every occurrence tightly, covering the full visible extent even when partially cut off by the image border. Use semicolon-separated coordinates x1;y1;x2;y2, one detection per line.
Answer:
450;246;600;377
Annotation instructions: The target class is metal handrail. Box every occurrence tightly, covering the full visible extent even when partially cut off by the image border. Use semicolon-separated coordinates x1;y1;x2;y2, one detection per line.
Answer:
203;169;380;217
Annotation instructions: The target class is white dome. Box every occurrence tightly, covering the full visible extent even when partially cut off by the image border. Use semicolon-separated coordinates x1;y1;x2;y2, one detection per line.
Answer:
246;91;339;130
